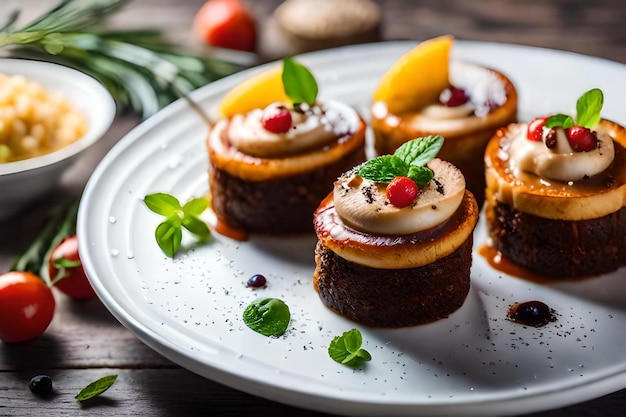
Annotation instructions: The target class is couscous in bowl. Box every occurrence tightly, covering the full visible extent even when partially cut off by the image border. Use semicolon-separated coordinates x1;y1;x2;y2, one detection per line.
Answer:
0;58;116;219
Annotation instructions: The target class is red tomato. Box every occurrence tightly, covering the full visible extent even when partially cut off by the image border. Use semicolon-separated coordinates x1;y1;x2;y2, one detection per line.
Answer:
193;0;257;52
0;271;56;343
48;235;96;300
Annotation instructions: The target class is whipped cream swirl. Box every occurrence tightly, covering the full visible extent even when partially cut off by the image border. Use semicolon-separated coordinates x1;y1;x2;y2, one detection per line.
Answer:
505;124;615;182
227;101;359;158
333;158;465;235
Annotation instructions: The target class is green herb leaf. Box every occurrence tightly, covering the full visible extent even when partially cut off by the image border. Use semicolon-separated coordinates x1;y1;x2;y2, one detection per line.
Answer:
75;374;118;402
243;298;291;337
155;217;183;258
576;88;603;128
144;193;182;217
545;114;572;129
281;57;318;107
394;135;444;167
182;197;208;216
144;193;211;257
357;155;409;183
357;136;444;184
328;328;371;368
182;215;211;242
407;165;435;186
545;88;603;130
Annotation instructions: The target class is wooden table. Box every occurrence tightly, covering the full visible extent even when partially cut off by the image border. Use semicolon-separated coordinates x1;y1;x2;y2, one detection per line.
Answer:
2;0;626;415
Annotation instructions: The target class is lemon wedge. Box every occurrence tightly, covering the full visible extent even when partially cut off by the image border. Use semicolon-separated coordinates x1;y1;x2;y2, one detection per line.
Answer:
218;65;288;118
372;35;453;114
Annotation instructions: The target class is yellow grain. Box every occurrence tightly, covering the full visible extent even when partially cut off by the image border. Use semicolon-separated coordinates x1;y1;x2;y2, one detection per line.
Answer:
0;72;88;163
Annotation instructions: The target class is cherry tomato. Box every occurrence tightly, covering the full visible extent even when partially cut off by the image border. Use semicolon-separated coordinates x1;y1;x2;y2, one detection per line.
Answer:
193;0;257;52
0;271;56;343
48;235;96;300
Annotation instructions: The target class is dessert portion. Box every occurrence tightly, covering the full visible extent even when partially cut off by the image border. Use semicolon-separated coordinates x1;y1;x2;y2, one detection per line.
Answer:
313;136;479;327
370;35;518;206
207;57;367;236
484;88;626;278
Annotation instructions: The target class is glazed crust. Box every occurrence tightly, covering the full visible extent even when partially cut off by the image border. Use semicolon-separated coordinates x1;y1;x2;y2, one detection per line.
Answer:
314;190;479;269
313;234;473;327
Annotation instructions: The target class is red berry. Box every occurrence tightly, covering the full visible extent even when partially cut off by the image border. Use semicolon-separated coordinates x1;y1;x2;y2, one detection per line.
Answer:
527;117;547;141
262;106;292;133
386;176;418;208
566;126;597;152
440;87;469;107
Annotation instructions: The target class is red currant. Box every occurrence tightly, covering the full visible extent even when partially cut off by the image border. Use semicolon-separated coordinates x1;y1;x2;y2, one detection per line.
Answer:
566;126;597;152
262;106;292;133
386;176;418;208
527;117;547;141
440;87;469;107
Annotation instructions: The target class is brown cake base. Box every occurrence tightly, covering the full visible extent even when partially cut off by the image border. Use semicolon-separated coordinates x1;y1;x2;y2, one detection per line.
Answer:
208;149;365;234
487;201;626;278
313;236;473;328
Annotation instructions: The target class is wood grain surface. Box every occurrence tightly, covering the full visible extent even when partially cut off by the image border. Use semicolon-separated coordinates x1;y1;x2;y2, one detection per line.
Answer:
1;1;626;416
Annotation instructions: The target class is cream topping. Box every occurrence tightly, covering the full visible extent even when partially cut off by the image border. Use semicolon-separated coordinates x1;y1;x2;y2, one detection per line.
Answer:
227;101;359;158
372;61;509;135
505;124;615;182
333;158;465;235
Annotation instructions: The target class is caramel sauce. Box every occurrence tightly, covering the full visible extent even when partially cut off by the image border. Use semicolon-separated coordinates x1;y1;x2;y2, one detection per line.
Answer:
213;216;249;242
477;244;596;284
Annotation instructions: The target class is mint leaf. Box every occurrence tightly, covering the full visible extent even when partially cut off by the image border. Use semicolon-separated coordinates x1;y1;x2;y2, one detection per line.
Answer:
282;57;318;107
243;298;291;337
545;114;572;129
155;217;183;258
358;136;443;183
545;88;603;130
75;374;117;402
328;328;371;368
183;197;208;216
144;193;210;257
407;165;435;186
576;88;603;128
395;135;444;167
144;193;181;217
357;155;408;182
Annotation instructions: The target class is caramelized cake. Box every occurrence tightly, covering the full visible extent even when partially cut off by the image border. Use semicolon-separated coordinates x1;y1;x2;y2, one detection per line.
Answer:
313;136;479;327
484;89;626;277
207;58;366;236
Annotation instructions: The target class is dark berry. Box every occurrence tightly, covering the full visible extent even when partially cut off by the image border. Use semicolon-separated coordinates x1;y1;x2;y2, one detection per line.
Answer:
246;274;267;288
566;126;597;152
527;117;547;141
544;129;557;149
507;300;556;327
262;107;292;133
440;87;469;107
386;176;418;208
28;375;53;396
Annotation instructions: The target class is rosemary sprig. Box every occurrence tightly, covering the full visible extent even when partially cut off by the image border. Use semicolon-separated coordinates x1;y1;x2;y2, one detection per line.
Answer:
0;0;249;119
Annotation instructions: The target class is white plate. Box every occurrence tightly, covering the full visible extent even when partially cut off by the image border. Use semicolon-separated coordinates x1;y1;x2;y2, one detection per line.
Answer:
78;41;626;416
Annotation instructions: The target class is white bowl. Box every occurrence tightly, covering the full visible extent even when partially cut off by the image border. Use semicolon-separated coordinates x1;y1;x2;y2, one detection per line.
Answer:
0;58;116;219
